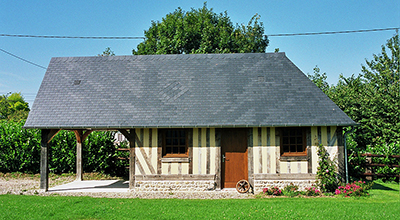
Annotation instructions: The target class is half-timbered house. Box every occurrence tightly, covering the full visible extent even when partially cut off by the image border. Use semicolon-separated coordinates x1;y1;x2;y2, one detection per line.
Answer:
24;52;356;193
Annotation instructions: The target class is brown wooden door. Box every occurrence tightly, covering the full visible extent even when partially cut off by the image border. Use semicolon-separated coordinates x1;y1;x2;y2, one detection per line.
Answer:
221;129;248;188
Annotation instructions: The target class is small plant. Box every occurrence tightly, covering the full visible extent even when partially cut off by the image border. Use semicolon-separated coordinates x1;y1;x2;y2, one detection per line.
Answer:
283;183;300;197
263;186;282;196
305;186;321;196
335;180;373;197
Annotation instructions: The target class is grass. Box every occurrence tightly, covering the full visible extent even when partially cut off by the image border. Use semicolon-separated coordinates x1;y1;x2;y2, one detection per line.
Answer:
0;181;399;219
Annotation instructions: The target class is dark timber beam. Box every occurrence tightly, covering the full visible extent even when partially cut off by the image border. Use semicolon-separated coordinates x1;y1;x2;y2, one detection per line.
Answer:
118;129;137;189
40;129;60;192
73;130;93;181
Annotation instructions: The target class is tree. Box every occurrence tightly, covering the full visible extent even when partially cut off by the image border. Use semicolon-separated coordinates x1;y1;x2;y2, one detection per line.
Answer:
132;3;269;55
358;34;400;148
307;66;331;95
330;35;400;149
0;92;30;122
98;47;115;56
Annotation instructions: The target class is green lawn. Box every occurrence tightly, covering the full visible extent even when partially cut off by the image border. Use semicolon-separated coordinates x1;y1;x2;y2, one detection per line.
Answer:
1;182;399;220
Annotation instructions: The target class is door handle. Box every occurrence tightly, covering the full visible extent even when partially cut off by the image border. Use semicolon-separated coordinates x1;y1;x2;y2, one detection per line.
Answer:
222;155;229;162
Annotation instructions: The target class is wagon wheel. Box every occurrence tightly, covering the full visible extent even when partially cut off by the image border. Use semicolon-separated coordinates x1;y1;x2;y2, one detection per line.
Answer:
236;179;250;193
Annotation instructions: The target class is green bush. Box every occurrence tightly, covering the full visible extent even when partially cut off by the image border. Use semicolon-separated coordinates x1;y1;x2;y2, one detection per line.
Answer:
0;120;41;173
0;120;128;177
348;138;400;182
335;180;373;197
304;186;321;196
283;184;300;197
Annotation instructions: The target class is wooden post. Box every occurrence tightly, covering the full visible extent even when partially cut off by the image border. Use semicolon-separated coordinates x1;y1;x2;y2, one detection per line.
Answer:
73;130;93;181
76;141;83;181
215;129;221;190
247;128;254;193
118;129;136;189
40;129;60;192
40;129;50;191
366;156;372;180
129;144;135;189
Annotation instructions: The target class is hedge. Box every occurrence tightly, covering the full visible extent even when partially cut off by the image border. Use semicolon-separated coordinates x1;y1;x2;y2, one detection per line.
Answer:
0;120;128;177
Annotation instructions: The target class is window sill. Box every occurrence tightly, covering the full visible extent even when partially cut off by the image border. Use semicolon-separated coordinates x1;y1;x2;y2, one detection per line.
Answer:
280;155;308;161
161;157;190;163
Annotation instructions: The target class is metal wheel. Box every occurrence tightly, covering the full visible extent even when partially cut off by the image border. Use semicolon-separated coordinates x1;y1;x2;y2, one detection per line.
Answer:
236;179;250;193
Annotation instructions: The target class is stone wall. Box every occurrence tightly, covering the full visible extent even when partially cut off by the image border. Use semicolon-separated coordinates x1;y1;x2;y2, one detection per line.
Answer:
134;180;216;192
254;179;316;193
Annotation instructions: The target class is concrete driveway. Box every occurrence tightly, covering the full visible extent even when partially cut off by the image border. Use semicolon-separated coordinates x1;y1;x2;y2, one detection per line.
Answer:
48;180;129;193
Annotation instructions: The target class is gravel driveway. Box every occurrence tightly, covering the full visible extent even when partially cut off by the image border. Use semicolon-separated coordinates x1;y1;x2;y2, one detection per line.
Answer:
0;175;253;199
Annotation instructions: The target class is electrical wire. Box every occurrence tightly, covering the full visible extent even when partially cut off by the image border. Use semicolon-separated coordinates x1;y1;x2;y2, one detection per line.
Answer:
0;48;47;69
0;27;398;70
0;34;145;40
1;27;398;39
267;27;399;37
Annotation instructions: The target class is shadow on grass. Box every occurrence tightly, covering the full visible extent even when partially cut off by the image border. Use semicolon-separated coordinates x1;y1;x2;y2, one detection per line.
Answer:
372;182;399;191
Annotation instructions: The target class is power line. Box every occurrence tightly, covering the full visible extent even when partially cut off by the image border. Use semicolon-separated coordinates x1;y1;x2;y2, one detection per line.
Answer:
1;27;398;39
267;27;399;37
1;27;398;70
0;33;145;40
0;48;47;69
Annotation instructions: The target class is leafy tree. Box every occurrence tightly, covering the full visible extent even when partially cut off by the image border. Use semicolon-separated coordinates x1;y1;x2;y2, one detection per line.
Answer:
133;3;269;55
0;92;30;122
358;34;400;148
98;47;115;56
307;66;331;95
330;35;400;149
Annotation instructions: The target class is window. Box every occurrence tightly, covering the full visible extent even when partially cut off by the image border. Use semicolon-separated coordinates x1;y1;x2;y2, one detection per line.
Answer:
281;127;306;156
162;129;188;158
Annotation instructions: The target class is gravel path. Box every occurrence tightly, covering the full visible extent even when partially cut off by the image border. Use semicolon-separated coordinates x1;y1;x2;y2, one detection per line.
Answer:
0;176;254;199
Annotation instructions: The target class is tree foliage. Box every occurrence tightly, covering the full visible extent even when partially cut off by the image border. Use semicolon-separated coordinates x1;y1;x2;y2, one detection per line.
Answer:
0;120;128;176
0;92;30;122
133;3;269;55
311;35;400;149
308;66;331;95
98;47;115;56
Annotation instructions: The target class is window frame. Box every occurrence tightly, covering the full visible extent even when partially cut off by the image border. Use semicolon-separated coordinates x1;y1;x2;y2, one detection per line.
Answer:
280;127;307;157
161;129;189;158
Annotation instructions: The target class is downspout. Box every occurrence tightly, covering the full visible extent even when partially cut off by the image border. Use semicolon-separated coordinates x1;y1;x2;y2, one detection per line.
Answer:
344;126;355;184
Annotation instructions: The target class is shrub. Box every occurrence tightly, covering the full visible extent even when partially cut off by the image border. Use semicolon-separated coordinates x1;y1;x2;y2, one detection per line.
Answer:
0;120;41;173
263;186;282;196
305;186;321;196
0;120;128;177
348;138;400;182
283;183;300;197
335;180;373;197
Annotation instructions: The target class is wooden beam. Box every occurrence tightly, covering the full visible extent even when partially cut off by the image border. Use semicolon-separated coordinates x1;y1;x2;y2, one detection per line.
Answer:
118;129;136;189
215;129;221;190
135;174;216;181
247;128;254;192
40;129;59;192
73;130;93;181
254;173;316;180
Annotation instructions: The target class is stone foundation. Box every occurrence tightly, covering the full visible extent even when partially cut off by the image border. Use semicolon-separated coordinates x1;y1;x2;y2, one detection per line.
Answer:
134;180;216;192
254;179;316;193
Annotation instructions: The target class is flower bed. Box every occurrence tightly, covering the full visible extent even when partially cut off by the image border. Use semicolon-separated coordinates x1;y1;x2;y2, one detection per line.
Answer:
335;180;373;197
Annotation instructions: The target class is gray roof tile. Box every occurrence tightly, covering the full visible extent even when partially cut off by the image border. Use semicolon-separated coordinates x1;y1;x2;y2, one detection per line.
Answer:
24;53;356;129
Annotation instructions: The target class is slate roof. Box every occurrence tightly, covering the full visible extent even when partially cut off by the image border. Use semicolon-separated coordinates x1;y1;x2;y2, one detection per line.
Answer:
24;52;356;129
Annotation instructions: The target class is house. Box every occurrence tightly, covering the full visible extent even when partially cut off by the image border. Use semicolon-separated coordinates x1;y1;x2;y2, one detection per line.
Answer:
24;52;356;193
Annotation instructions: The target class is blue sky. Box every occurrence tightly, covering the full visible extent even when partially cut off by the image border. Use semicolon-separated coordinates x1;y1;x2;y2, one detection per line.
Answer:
1;0;399;107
